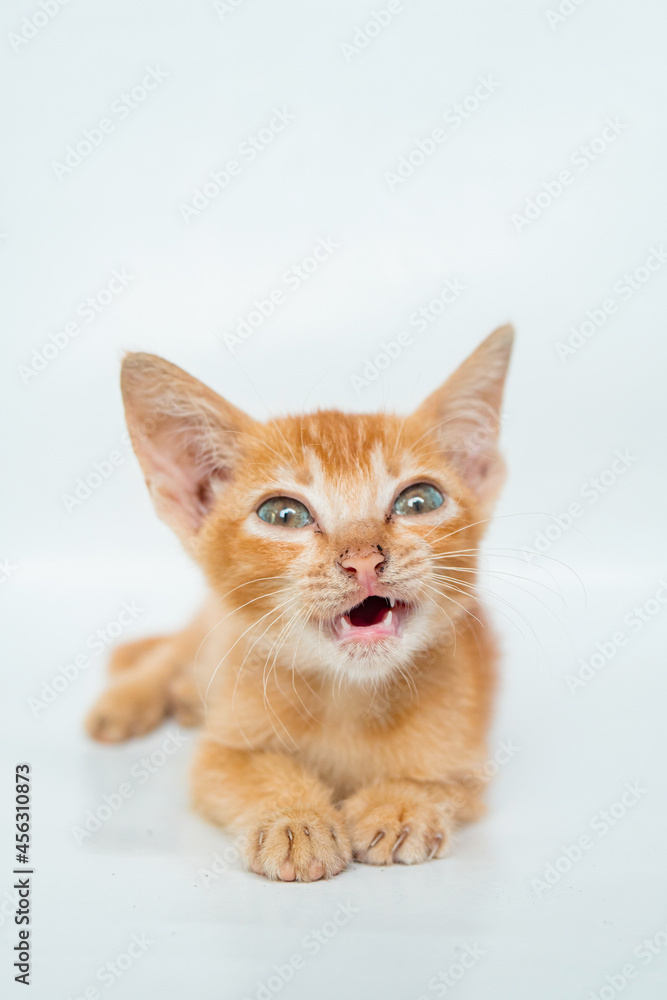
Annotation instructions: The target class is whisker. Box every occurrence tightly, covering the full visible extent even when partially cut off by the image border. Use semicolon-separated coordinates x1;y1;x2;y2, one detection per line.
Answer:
193;583;295;704
430;568;577;661
427;576;551;657
428;545;586;604
427;580;534;647
262;606;304;703
288;614;320;724
261;608;308;751
423;593;458;651
234;604;304;754
429;575;532;641
396;663;419;704
430;562;565;604
205;594;298;710
422;583;485;628
231;600;299;713
427;509;593;555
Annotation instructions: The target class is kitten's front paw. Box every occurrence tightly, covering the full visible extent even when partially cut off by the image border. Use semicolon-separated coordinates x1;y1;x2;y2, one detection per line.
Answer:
248;806;351;882
342;781;455;865
86;680;167;742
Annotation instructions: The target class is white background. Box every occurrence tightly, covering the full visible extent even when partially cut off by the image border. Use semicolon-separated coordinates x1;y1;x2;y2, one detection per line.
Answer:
2;1;667;998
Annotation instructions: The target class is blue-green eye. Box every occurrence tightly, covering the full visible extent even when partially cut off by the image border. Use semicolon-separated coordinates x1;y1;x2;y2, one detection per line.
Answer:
393;483;444;516
257;497;313;528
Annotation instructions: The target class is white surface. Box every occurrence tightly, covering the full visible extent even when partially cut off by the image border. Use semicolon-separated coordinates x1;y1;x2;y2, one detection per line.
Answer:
2;1;667;998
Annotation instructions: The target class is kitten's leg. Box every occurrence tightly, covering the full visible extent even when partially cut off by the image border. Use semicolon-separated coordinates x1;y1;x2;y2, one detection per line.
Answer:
167;670;204;728
107;635;169;674
86;606;211;742
341;777;485;865
192;738;351;881
86;637;185;742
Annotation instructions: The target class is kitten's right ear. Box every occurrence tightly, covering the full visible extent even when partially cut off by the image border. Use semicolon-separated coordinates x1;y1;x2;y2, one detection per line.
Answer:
121;353;256;546
411;325;514;514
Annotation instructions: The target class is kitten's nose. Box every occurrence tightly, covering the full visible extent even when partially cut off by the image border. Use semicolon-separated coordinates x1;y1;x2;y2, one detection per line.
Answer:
340;549;385;595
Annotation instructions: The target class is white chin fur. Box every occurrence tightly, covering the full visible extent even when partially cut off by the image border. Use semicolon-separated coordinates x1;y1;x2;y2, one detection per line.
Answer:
299;605;437;685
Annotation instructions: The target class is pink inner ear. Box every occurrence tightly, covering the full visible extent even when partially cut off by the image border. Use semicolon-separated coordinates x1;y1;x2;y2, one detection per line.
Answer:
140;427;222;532
460;451;492;491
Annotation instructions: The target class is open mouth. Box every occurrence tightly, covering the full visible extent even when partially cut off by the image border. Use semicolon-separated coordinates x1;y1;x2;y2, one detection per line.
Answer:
333;596;409;643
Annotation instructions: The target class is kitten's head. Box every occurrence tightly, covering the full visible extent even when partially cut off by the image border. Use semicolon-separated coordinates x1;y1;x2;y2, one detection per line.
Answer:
121;327;513;685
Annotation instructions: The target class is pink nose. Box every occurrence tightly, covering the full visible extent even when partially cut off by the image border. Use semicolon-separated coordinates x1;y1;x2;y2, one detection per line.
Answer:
340;551;385;595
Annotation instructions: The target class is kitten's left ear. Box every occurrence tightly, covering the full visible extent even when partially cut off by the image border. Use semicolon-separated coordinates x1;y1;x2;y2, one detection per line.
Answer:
121;353;257;548
412;325;514;512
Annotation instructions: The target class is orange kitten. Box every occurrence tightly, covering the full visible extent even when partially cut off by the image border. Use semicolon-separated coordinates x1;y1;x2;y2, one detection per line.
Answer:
86;326;514;881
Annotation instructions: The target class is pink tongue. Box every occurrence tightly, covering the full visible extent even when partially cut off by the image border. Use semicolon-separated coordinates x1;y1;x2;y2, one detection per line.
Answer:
349;597;388;627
